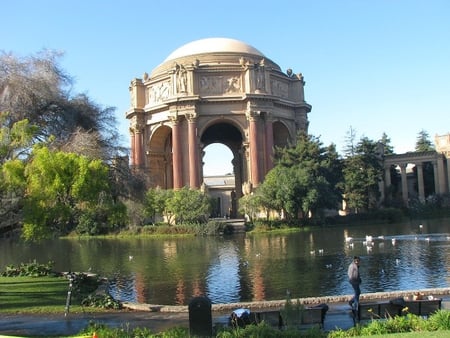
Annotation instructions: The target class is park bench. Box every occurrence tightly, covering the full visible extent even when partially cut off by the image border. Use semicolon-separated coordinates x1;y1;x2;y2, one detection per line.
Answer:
230;304;327;329
357;297;442;322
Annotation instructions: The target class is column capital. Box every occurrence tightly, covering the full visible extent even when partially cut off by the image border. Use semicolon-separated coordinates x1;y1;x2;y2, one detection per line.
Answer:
245;104;261;121
186;111;198;122
168;111;180;124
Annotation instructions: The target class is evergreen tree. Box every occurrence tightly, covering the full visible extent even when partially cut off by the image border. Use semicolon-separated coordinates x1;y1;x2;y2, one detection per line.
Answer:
379;132;394;155
258;132;342;221
415;129;434;152
342;137;383;212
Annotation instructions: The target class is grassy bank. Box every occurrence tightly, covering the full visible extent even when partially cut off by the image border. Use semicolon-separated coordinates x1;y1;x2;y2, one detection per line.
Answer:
0;276;106;314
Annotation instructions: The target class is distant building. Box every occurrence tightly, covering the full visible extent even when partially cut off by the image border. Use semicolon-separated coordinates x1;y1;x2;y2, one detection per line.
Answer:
381;133;450;207
202;175;235;218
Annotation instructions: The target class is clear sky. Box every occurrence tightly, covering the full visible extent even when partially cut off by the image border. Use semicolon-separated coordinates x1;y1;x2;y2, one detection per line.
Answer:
3;0;449;175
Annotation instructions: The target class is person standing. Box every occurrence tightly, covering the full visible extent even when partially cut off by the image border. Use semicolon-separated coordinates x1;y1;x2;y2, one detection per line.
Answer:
348;256;361;309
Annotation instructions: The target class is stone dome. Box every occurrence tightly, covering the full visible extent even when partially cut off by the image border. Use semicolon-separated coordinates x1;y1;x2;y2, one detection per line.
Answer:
164;37;265;61
151;37;280;76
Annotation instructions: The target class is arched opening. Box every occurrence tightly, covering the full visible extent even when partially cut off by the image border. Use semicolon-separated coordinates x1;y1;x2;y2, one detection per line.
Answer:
200;122;244;218
203;143;233;176
273;121;291;148
147;125;173;189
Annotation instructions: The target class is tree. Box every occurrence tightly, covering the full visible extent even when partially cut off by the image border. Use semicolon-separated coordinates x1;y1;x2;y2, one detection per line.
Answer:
0;116;39;233
415;129;434;152
165;187;211;224
343;126;358;157
258;132;342;221
342;137;383;212
0;113;38;165
0;50;125;160
144;187;211;225
379;132;394;155
21;146;126;240
144;187;171;223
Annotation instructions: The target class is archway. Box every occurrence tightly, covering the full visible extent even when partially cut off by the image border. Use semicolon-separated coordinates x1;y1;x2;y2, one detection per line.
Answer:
201;122;244;218
147;125;172;189
203;143;233;176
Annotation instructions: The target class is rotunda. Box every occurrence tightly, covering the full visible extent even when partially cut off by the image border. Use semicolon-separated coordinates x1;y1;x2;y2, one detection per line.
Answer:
126;37;311;216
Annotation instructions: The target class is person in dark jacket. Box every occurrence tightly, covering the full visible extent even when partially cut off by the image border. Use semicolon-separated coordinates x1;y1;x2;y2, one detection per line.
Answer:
348;256;361;309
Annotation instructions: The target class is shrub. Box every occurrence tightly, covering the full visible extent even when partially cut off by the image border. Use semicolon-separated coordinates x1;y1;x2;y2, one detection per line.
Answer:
1;259;55;277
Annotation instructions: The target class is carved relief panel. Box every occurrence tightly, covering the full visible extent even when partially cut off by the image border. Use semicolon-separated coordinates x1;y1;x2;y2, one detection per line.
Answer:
199;74;242;95
270;79;289;99
148;80;171;105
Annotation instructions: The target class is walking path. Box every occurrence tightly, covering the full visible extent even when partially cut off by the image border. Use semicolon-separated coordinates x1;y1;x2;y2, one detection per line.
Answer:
1;289;449;337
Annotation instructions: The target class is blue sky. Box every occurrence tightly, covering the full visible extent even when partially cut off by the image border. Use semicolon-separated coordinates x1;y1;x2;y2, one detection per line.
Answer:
3;1;449;175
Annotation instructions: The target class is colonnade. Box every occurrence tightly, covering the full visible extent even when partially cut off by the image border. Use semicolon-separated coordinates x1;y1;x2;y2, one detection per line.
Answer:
383;151;449;206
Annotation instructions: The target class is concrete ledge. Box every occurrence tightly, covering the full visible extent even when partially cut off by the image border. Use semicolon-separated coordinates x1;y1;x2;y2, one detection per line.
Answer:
121;287;450;313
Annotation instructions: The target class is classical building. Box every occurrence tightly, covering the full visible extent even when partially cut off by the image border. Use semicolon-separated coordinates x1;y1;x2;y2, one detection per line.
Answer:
126;38;311;215
382;133;450;207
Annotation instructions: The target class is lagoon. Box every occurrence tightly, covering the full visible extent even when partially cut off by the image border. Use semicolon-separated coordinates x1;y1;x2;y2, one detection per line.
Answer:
1;218;449;305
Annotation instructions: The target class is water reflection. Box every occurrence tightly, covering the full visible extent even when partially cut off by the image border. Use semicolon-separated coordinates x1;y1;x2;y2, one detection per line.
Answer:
1;218;449;305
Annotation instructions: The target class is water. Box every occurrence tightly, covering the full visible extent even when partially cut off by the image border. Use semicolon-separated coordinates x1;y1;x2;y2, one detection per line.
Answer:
1;218;449;305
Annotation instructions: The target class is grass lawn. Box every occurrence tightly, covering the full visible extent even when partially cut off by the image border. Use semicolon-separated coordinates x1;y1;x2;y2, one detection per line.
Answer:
0;276;102;314
360;332;450;338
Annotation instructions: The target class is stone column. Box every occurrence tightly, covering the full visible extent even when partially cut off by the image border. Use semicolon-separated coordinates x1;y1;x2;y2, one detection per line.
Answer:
265;114;274;173
416;163;425;202
383;166;392;203
171;118;183;189
400;163;409;206
447;157;450;193
437;155;446;194
247;111;261;186
384;167;392;187
187;113;200;188
130;131;136;166
134;129;144;167
433;162;439;195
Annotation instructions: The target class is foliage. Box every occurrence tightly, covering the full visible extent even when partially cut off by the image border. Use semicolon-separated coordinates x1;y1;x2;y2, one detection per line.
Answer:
342;137;383;213
257;132;342;220
1;259;55;277
166;187;211;224
379;132;395;155
0;113;38;164
81;293;121;309
343;126;358;157
238;191;264;222
144;187;211;225
415;129;434;152
144;187;172;222
0;50;124;159
426;309;450;330
21;146;127;240
328;310;450;337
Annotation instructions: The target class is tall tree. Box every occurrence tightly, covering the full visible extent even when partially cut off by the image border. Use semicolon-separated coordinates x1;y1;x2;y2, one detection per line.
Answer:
259;132;342;220
21;146;127;240
343;126;358;157
0;50;125;160
342;137;383;212
415;129;434;152
379;132;394;155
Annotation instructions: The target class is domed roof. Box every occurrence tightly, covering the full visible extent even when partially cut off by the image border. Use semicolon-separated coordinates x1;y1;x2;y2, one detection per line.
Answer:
164;37;265;62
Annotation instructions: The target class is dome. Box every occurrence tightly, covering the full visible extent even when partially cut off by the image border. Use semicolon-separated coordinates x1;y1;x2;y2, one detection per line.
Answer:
164;37;265;62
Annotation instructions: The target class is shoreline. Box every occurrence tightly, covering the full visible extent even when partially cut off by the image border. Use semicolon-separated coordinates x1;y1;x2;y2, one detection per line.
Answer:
121;287;450;313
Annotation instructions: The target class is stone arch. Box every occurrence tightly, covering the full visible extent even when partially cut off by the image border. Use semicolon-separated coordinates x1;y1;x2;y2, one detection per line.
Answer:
273;120;292;148
200;121;246;216
147;125;173;189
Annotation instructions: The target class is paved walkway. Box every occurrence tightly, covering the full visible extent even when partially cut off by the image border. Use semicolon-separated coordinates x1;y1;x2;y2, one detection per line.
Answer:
1;293;449;337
